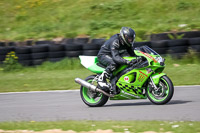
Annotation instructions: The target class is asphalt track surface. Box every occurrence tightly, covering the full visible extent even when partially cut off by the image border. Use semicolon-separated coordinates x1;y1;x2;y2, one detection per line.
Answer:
0;86;200;122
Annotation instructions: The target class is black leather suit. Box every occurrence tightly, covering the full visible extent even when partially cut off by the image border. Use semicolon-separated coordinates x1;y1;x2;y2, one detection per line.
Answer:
97;34;135;74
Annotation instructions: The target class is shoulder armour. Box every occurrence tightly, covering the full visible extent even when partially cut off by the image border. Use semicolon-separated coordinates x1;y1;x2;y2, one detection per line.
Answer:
112;39;120;49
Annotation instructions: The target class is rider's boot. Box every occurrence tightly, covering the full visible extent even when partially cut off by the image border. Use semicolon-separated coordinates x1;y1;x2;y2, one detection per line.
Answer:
97;71;110;91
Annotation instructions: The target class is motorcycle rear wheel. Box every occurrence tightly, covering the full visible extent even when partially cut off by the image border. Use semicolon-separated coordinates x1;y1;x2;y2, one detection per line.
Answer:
80;75;109;107
147;75;174;105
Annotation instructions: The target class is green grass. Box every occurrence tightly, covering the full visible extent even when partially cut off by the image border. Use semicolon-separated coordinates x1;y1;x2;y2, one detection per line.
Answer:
0;58;93;92
0;120;200;133
0;56;200;93
0;0;200;41
0;69;92;92
163;54;200;86
164;63;200;86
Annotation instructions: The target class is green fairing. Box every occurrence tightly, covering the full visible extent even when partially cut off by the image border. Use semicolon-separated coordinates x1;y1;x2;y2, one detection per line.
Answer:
88;64;105;74
113;67;151;100
151;73;166;85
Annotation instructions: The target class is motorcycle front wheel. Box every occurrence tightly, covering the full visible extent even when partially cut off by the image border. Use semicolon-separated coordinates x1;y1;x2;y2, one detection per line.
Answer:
80;75;109;107
147;75;174;105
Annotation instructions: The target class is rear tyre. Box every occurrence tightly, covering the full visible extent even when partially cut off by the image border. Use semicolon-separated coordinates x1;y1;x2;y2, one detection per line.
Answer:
80;75;108;107
147;75;174;105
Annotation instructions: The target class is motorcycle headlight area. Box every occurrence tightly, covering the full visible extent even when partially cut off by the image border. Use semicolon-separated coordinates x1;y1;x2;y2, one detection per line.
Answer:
155;57;165;66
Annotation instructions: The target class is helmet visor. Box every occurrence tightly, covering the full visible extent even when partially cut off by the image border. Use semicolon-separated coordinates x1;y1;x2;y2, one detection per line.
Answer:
128;37;133;43
125;34;134;45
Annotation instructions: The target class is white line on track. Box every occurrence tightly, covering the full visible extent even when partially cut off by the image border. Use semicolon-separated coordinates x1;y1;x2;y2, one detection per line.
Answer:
175;85;200;88
0;85;199;95
0;90;79;95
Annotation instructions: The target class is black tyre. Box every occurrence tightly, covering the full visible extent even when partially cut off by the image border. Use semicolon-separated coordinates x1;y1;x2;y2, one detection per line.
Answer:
7;42;16;46
74;37;89;44
0;42;6;47
82;50;99;56
66;51;82;57
168;39;188;47
151;40;168;48
35;40;53;45
153;48;168;55
82;44;101;50
91;38;106;45
147;75;174;105
31;45;49;53
134;41;151;48
48;51;65;58
189;37;200;45
31;52;48;59
16;53;32;60
190;45;200;52
64;44;82;51
169;46;188;53
80;75;109;107
15;46;31;54
48;44;65;52
61;38;74;44
181;31;200;38
25;40;33;46
0;47;14;55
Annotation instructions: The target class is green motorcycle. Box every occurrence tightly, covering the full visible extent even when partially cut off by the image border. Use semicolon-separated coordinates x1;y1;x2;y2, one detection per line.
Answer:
75;46;174;107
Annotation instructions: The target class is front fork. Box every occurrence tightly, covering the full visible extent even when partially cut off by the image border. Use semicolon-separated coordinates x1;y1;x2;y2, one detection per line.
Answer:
149;73;166;92
149;77;159;92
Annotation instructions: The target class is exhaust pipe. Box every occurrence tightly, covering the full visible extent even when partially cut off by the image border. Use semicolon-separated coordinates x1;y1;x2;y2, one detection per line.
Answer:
75;78;113;97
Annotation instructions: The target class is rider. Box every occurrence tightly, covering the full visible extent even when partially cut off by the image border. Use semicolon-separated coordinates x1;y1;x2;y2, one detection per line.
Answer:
97;27;140;93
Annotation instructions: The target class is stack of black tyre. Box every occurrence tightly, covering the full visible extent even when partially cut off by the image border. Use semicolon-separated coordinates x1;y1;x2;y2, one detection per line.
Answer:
64;38;105;57
134;41;151;48
189;37;200;53
48;44;65;62
82;39;105;56
0;41;6;47
150;31;200;41
64;38;85;57
0;47;14;64
15;46;32;66
151;40;169;55
167;39;189;58
31;45;49;65
65;43;82;57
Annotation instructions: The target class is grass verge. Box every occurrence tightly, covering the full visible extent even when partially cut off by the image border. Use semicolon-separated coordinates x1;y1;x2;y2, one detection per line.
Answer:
0;69;92;92
0;120;200;133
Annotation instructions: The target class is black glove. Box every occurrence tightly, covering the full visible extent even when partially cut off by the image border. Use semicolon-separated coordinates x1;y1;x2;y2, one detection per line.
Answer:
136;56;142;63
126;57;142;66
126;59;137;66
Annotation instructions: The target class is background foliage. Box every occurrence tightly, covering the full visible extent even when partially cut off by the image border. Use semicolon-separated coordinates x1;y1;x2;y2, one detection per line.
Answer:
0;0;200;41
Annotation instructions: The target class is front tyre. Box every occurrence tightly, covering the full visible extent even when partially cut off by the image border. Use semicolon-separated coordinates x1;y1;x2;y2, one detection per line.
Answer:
147;75;174;105
80;75;109;107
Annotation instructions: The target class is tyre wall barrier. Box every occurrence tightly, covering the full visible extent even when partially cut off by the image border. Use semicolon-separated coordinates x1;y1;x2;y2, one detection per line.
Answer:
150;31;200;41
0;37;200;66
